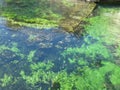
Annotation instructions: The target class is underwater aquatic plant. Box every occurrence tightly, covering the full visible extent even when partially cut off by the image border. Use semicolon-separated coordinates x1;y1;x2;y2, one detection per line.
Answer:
62;42;111;68
0;45;9;53
27;50;36;62
0;74;13;87
20;61;55;86
54;62;120;90
1;0;62;28
84;16;112;44
0;43;24;59
115;45;120;57
110;65;120;89
1;59;119;90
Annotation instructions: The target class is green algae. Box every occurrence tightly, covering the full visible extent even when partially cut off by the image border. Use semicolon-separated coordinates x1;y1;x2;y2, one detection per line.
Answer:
0;59;116;90
84;6;120;64
0;43;25;59
0;60;118;90
84;6;120;45
1;0;96;29
0;74;13;87
4;17;60;29
62;42;111;66
20;61;54;85
30;61;54;71
84;16;112;44
116;45;120;57
54;62;120;90
1;0;62;28
27;50;36;62
0;45;9;53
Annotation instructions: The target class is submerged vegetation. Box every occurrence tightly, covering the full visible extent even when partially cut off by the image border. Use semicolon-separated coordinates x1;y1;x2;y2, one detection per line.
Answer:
17;61;120;90
1;0;62;28
0;74;13;87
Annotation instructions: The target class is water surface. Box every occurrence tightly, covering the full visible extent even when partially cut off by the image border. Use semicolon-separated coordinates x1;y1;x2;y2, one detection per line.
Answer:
0;5;120;90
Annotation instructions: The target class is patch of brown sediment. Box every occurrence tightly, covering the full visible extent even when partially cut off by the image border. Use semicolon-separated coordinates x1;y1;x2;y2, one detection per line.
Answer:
59;1;96;33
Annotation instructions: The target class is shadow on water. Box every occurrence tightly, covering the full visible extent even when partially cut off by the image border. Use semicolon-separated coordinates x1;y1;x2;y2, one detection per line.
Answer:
98;1;120;6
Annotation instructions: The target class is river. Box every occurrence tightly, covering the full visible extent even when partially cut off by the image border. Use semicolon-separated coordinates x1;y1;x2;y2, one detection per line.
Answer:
0;4;120;90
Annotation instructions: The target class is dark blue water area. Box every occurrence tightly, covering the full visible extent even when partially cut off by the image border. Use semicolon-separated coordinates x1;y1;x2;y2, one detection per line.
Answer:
0;17;104;77
0;18;89;73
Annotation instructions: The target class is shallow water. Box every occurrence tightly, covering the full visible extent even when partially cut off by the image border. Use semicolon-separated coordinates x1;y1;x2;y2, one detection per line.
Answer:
0;5;120;90
0;17;86;90
0;17;84;63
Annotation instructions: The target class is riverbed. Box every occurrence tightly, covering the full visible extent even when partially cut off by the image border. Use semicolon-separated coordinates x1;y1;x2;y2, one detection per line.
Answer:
0;5;120;90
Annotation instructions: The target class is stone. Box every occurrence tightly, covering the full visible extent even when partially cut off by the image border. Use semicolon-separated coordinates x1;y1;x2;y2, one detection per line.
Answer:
59;1;96;32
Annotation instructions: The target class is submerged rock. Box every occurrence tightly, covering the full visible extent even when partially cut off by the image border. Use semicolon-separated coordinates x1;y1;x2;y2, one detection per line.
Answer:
59;1;96;32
